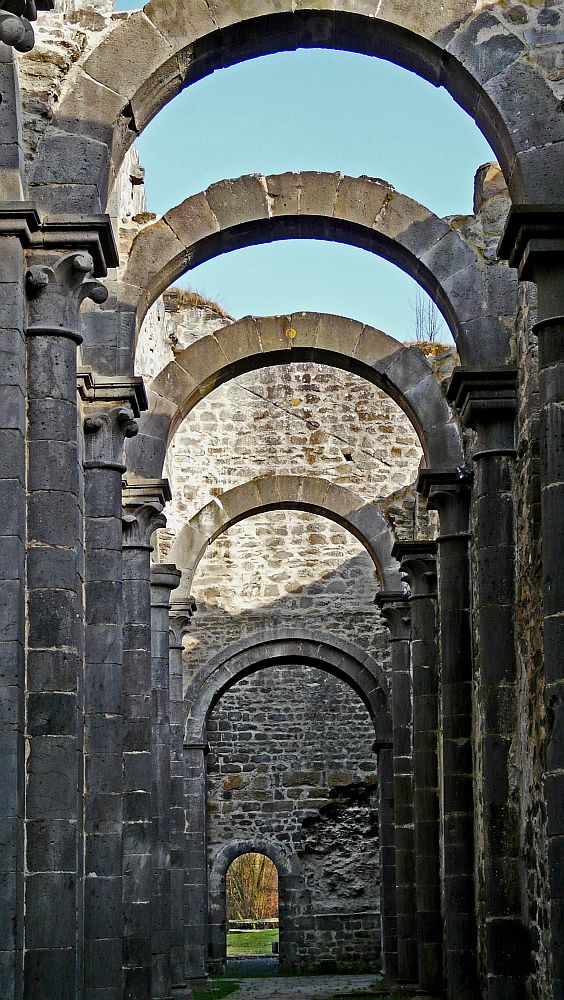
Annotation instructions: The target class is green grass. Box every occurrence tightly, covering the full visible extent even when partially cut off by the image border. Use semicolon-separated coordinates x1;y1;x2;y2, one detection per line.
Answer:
227;929;279;956
326;994;441;999
192;980;240;1000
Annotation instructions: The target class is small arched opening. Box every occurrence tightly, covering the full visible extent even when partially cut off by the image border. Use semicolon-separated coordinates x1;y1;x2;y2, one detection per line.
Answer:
209;839;299;975
226;852;280;969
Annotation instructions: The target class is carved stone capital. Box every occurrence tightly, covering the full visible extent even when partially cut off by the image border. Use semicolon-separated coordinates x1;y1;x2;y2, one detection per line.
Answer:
123;502;166;550
0;0;54;51
122;477;171;549
84;405;138;472
169;599;197;649
393;541;437;600
151;563;182;606
0;9;34;51
374;591;411;641
417;468;471;537
0;0;52;52
447;367;517;456
26;251;107;341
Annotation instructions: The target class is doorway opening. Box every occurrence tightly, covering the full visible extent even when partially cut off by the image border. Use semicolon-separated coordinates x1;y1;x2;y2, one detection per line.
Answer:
226;853;279;962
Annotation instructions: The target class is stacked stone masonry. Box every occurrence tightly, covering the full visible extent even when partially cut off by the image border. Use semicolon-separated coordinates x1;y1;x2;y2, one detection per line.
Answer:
0;1;562;999
207;664;381;974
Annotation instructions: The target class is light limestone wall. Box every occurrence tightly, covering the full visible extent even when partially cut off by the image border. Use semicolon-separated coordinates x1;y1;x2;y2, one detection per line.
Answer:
191;511;375;614
164;356;423;537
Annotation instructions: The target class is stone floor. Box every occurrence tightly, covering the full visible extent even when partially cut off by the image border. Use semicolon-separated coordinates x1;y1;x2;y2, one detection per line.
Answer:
225;973;384;998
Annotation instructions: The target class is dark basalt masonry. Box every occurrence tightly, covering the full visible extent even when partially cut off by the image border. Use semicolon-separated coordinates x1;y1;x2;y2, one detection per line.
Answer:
207;665;381;975
0;2;563;1000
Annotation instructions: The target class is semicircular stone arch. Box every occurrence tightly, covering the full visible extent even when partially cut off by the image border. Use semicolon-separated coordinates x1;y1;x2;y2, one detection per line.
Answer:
211;839;300;883
116;173;516;366
126;311;464;481
29;3;564;213
208;838;301;972
168;474;402;596
183;629;393;748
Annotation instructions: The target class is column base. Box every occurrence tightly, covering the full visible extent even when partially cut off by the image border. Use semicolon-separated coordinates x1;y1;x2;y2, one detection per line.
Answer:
186;977;211;993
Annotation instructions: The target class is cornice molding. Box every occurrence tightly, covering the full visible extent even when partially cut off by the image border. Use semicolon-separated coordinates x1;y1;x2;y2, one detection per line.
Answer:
78;370;148;417
498;205;564;280
0;206;118;275
447;367;517;428
122;476;172;509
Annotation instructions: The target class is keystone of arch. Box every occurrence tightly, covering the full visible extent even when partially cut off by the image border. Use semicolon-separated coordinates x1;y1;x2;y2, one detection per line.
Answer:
125;311;464;480
168;473;402;596
112;172;517;367
183;628;392;747
29;3;564;214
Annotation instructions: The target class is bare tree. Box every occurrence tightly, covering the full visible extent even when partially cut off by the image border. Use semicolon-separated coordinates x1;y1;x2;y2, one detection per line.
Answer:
413;288;445;343
227;853;279;922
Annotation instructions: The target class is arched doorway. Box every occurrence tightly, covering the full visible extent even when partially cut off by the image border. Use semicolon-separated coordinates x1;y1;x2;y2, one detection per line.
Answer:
226;852;279;969
209;839;299;975
204;657;386;977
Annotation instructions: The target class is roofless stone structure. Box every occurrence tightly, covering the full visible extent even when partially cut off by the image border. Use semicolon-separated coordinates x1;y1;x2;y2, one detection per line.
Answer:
0;2;562;999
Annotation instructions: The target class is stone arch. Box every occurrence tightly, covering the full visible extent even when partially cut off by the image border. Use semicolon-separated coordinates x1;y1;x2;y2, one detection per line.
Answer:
126;311;464;482
168;474;402;594
184;628;392;747
116;174;515;366
30;3;564;213
208;838;300;972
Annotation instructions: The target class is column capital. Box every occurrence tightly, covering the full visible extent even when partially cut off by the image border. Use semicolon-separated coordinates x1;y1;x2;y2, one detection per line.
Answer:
447;367;517;427
82;374;148;471
169;599;197;649
375;591;411;641
122;476;170;551
498;204;564;280
0;0;54;53
447;367;518;458
84;405;138;472
417;468;471;536
392;541;437;599
122;502;166;550
151;563;182;605
25;251;107;341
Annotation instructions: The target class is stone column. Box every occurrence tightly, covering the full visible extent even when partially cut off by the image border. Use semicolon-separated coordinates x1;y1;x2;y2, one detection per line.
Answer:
499;209;564;998
394;542;442;995
169;604;197;999
374;593;417;986
82;376;145;1000
0;227;26;999
418;469;477;1000
122;480;170;1000
23;251;107;999
150;564;181;1000
448;369;530;998
183;740;210;988
374;743;397;986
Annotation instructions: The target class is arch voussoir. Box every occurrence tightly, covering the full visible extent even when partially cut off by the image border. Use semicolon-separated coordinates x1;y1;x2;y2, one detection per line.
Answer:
168;473;402;595
126;311;464;481
116;173;515;365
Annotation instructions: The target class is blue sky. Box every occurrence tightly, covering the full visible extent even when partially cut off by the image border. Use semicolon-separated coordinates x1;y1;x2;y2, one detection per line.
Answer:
116;2;494;341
